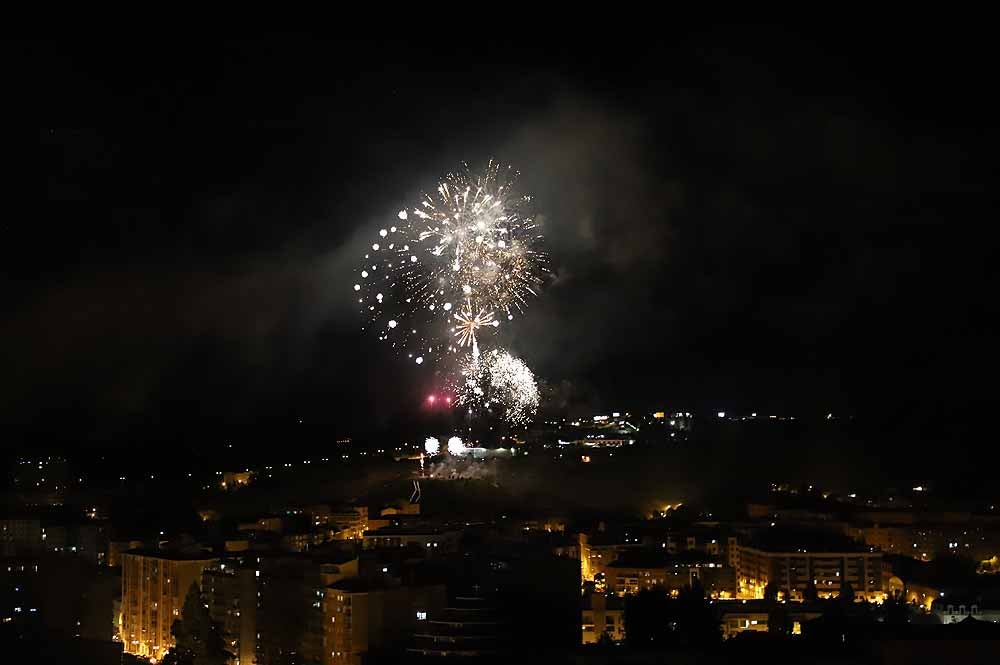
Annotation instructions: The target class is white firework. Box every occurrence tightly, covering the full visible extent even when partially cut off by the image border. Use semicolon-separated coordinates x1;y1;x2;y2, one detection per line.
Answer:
454;348;539;426
452;301;499;358
356;161;548;363
447;436;466;455
424;437;440;454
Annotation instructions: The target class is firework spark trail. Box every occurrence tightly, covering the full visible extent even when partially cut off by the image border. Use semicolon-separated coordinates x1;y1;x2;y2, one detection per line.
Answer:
452;302;498;359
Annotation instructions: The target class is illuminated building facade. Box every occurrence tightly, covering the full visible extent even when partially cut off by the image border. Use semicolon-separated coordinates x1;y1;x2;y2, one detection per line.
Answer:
220;471;253;490
844;523;1000;562
380;501;420;517
651;531;738;563
933;596;1000;624
579;533;638;582
718;600;823;639
902;580;939;611
282;530;327;552
255;552;360;665
0;518;42;555
362;526;458;553
735;543;883;602
582;592;625;644
2;553;119;641
408;595;503;659
324;581;446;664
605;555;736;598
202;562;258;665
120;550;218;661
39;522;105;565
328;507;369;541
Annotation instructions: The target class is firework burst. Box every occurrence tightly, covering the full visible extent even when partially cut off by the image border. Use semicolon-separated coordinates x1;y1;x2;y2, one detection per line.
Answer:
453;348;539;426
452;301;499;358
447;436;466;455
356;161;548;364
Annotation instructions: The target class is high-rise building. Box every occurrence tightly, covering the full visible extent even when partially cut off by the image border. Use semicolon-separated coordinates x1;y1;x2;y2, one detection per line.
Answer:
202;561;258;665
256;552;358;665
325;580;446;665
1;518;42;555
407;594;502;660
735;532;883;602
604;551;736;599
120;549;218;661
38;521;106;565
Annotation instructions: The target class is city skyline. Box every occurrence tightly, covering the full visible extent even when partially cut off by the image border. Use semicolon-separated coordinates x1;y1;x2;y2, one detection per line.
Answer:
5;27;1000;665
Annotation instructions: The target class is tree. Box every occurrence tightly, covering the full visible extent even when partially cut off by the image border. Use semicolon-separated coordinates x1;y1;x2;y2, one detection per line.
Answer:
676;580;721;646
768;603;791;636
162;582;229;665
625;582;721;650
884;591;909;625
763;582;779;603
838;581;855;607
803;580;819;602
625;588;672;649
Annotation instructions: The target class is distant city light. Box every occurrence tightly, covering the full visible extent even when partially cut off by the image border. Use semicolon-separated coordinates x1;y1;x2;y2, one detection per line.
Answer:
717;411;725;418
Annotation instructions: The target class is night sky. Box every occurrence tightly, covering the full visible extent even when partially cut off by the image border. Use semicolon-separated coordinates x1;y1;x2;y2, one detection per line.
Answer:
5;30;998;458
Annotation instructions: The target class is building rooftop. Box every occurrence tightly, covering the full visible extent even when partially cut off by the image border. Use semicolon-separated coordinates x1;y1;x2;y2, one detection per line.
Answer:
364;525;450;536
932;593;1000;611
745;529;870;554
582;593;625;611
326;578;442;594
122;548;218;561
606;549;714;569
326;578;397;593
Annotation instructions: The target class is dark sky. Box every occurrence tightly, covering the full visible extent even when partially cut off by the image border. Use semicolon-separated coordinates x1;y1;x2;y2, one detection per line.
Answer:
4;29;998;449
